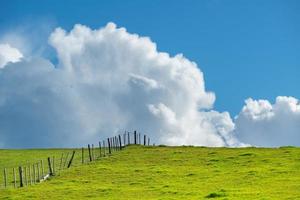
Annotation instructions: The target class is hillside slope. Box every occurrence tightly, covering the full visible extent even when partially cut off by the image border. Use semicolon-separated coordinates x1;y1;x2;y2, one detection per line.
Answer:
1;146;300;199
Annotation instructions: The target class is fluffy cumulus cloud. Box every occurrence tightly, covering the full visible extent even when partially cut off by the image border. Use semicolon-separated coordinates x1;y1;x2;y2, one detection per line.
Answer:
0;43;23;68
235;96;300;147
0;22;243;148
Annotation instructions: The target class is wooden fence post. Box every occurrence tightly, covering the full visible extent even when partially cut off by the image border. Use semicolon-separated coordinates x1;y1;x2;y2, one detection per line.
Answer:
67;151;76;168
47;157;53;176
3;168;7;188
88;144;92;162
81;148;84;164
107;138;111;154
13;167;16;188
118;135;122;149
144;135;146;146
19;166;23;187
134;131;137;144
109;138;112;153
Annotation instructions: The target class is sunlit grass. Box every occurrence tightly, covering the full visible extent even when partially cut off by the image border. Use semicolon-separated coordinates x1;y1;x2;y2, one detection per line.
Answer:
0;146;300;199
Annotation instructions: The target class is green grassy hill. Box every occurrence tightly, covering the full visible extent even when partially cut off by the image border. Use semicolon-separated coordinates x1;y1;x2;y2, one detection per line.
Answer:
0;146;300;199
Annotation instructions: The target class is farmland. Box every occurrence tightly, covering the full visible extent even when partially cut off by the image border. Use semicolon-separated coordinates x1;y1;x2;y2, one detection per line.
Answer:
0;146;300;199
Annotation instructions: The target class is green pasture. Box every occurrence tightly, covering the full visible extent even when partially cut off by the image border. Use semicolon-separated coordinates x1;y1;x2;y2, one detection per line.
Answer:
0;146;299;199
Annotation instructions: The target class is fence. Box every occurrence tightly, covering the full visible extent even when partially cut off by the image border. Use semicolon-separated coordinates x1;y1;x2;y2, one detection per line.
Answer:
1;130;151;189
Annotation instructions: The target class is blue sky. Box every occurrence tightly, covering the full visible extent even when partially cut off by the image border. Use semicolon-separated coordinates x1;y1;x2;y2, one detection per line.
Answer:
1;0;300;116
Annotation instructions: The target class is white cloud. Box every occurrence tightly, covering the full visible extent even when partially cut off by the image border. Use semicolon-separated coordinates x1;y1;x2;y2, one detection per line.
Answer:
0;22;242;148
0;44;23;68
235;96;300;147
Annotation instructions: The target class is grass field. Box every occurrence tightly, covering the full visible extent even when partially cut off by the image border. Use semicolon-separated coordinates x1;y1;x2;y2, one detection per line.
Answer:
0;145;300;199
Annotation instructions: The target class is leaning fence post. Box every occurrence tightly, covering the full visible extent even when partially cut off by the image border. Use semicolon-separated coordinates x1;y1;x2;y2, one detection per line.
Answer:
107;138;111;154
47;157;53;176
19;166;24;187
67;151;76;168
88;144;92;162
